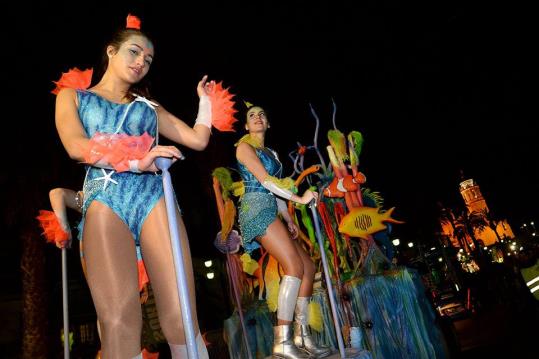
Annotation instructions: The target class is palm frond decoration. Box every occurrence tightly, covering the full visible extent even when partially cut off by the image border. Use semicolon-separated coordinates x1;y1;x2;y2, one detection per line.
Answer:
361;187;384;208
347;131;364;168
212;167;234;199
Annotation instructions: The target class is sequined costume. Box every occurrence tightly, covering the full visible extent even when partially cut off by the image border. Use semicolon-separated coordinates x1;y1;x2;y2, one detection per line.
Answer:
237;145;283;253
77;90;164;246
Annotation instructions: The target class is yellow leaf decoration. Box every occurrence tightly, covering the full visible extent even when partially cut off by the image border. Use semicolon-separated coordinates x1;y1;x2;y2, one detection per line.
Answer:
308;301;323;332
264;255;282;312
240;253;259;275
231;181;245;197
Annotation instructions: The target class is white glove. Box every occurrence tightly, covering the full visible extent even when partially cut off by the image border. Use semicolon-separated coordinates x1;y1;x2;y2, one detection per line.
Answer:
195;95;212;129
262;179;294;200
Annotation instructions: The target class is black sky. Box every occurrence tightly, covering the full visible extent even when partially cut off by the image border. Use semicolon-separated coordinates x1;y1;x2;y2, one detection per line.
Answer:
3;0;536;258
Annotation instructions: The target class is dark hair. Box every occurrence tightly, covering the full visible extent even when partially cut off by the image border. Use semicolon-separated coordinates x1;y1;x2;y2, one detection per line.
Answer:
245;105;267;123
96;28;154;101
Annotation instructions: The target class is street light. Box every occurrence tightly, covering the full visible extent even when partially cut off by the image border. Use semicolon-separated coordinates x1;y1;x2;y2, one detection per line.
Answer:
206;272;215;279
392;239;400;246
408;242;414;248
204;260;212;268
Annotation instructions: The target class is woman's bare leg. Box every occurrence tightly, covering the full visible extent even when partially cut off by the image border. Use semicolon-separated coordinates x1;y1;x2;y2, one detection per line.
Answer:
140;198;207;357
83;201;142;358
259;219;312;358
293;241;316;297
259;218;305;325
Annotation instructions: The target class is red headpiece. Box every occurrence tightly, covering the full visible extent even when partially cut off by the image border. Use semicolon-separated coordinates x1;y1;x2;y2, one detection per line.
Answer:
126;14;141;30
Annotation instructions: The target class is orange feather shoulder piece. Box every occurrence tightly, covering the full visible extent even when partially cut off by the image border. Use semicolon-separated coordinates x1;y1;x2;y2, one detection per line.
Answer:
51;67;93;95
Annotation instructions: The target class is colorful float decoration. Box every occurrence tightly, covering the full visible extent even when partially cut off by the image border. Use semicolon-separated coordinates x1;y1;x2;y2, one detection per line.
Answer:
212;101;449;359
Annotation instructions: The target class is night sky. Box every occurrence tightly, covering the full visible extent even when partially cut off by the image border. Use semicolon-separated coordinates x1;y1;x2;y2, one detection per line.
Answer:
2;0;536;278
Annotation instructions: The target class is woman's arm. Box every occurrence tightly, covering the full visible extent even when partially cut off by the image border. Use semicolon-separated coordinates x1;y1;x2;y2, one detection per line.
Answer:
236;142;316;204
55;88;91;161
156;106;211;151
48;188;81;248
55;88;181;172
277;197;299;238
156;76;213;151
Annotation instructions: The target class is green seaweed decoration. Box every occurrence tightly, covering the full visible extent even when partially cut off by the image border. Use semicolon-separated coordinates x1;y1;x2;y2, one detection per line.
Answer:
212;167;234;200
347;131;364;168
327;129;349;165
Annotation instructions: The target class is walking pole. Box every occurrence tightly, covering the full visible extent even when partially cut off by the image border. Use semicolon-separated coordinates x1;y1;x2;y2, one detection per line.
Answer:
310;200;363;358
36;210;72;358
62;247;70;359
156;157;199;359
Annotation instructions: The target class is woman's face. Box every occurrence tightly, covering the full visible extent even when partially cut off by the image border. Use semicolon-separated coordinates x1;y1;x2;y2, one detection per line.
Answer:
245;106;269;134
108;35;154;84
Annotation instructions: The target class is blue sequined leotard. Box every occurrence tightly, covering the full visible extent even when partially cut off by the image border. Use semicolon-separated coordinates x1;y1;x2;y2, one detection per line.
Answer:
237;146;283;253
77;90;164;246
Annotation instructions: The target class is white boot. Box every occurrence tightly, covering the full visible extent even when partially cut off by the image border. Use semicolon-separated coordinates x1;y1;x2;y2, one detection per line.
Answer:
273;324;312;358
294;297;332;358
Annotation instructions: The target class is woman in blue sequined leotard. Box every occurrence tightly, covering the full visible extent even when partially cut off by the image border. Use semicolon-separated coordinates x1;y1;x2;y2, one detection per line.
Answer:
55;24;211;358
236;106;332;358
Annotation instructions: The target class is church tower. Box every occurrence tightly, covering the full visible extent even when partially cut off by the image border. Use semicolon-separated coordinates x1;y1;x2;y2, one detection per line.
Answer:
458;178;514;246
459;179;488;213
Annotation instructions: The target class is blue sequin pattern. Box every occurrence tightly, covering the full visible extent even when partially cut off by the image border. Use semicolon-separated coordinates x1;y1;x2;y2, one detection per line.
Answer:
237;147;283;253
77;90;164;245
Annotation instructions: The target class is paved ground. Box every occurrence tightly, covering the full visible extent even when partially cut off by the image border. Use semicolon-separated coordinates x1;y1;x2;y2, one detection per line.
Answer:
444;303;538;359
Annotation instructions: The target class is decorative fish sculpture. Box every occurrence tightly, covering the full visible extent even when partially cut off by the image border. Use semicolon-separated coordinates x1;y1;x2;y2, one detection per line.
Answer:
338;207;404;239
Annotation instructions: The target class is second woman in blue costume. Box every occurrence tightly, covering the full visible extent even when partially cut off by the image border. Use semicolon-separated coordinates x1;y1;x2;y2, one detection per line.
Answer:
55;18;212;358
236;106;332;358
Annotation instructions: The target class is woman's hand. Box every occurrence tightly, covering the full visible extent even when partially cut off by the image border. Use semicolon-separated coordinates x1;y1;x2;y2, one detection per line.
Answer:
138;145;183;172
56;233;72;249
56;220;72;249
299;189;318;205
287;221;299;239
197;75;215;98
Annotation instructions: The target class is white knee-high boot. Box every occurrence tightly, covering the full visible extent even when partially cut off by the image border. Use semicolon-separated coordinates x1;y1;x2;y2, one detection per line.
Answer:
273;275;312;358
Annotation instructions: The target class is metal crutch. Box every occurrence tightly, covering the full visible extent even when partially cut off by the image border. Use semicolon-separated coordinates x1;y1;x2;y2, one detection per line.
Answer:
156;157;199;358
62;246;70;358
310;200;364;358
